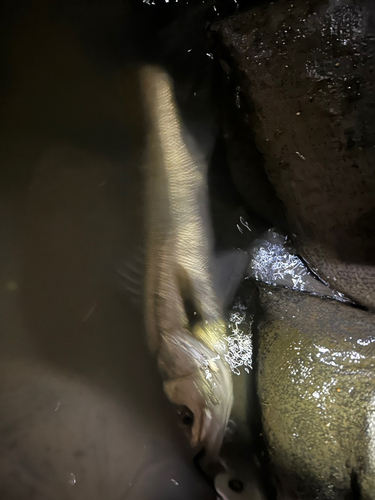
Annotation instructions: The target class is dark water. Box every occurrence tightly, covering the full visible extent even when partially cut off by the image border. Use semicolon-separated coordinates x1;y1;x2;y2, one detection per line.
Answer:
0;1;245;498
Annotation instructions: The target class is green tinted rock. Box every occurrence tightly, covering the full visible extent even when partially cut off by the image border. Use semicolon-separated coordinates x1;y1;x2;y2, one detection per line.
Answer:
258;286;375;499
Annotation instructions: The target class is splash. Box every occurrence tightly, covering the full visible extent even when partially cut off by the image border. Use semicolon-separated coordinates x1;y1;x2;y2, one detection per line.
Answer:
216;300;253;375
247;230;350;303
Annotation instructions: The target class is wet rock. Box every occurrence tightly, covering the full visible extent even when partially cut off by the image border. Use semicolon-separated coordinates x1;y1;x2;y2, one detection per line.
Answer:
214;76;288;231
212;0;375;310
257;285;375;499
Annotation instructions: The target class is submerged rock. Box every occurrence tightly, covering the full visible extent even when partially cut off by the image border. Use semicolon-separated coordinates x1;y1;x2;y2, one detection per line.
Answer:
257;286;375;499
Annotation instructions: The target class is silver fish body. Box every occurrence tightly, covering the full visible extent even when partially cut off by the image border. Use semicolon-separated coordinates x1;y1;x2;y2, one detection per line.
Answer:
139;65;233;463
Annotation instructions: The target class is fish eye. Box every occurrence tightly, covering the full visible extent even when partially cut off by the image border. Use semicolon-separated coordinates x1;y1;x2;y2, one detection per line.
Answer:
177;405;194;426
182;414;193;426
228;478;244;493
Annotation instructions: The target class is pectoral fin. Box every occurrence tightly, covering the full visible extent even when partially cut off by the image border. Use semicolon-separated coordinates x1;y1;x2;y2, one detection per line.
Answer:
212;249;251;309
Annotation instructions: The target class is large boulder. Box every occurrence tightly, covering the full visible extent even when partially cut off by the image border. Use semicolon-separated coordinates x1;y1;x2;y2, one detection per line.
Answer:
212;0;375;310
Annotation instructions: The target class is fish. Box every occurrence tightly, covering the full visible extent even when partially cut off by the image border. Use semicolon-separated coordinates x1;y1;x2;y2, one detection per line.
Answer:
139;64;235;465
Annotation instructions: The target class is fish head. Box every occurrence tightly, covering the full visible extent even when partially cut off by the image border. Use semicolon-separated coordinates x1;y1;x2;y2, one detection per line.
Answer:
160;323;233;469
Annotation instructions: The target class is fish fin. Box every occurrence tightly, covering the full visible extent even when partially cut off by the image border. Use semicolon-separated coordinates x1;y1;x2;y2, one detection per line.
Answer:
115;248;145;307
212;249;251;309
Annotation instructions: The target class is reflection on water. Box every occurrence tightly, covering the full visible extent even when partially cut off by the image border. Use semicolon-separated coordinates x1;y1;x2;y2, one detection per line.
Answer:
221;299;253;376
247;229;351;303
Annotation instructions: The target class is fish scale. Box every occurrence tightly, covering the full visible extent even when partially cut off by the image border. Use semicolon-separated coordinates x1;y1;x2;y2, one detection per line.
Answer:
139;64;234;465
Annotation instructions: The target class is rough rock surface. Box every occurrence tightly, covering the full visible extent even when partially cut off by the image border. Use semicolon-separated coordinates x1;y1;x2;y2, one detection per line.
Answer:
212;0;375;310
258;286;375;499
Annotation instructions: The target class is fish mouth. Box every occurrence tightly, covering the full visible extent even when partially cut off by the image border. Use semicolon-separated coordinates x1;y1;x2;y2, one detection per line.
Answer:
177;400;229;469
167;373;231;456
161;327;233;441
